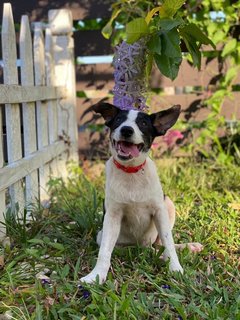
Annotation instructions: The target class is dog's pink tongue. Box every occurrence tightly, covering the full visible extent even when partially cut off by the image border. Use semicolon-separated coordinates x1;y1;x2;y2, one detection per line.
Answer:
120;142;139;157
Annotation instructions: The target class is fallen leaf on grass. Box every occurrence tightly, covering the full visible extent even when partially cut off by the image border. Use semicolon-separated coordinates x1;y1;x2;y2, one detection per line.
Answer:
36;272;51;284
228;203;240;210
45;296;55;307
0;255;4;268
13;285;35;294
0;311;12;320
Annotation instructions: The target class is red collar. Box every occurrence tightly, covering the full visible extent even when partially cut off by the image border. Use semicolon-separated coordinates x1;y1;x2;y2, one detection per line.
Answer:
113;158;146;173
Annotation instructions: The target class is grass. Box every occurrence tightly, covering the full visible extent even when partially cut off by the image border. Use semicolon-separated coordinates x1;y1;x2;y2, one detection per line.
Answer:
0;159;239;319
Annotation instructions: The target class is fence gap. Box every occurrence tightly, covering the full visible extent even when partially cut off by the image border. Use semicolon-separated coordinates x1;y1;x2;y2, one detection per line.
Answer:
0;107;5;237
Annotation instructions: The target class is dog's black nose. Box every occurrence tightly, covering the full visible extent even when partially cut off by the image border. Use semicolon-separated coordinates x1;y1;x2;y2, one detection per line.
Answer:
120;126;134;138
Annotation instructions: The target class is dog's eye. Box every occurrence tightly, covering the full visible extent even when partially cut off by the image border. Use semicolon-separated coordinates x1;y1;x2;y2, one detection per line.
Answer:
115;117;121;123
142;120;147;126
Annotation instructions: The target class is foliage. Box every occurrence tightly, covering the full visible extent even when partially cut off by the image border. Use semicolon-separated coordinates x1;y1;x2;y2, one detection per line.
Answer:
101;0;240;162
73;18;108;31
179;0;240;162
0;160;239;319
102;0;215;80
47;166;103;235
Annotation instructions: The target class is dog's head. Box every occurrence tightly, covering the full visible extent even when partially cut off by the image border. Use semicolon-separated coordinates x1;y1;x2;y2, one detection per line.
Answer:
93;102;181;165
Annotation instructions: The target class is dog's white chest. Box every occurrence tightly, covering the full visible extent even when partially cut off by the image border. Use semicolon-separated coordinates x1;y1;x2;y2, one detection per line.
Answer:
120;202;155;241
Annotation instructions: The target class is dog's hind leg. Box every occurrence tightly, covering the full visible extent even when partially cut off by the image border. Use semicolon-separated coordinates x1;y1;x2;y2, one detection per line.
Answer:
154;196;175;246
156;196;203;253
164;195;176;229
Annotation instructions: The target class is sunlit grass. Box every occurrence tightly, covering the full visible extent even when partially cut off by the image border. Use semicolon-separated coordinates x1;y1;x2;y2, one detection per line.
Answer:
0;159;239;319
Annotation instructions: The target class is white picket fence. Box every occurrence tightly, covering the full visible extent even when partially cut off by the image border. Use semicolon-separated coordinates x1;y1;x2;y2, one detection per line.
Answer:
0;3;78;237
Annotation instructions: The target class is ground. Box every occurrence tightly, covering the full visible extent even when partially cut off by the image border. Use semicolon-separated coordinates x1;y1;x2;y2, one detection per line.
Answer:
0;158;239;319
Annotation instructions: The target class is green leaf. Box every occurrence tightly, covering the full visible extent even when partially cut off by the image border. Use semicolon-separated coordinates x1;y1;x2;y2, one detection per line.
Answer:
181;34;201;69
147;34;162;54
180;26;205;69
49;242;65;251
223;67;238;85
35;301;43;320
145;6;161;24
28;238;44;245
161;28;182;58
168;298;187;320
221;39;237;57
43;236;50;244
61;264;70;278
160;0;186;18
25;248;40;258
101;9;121;39
180;23;215;48
126;17;148;44
145;53;154;77
159;17;184;31
212;30;226;45
154;53;182;80
102;22;113;39
74;257;81;281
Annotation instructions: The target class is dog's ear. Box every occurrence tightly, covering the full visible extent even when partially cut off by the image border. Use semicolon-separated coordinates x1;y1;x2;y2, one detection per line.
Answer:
150;105;181;136
92;102;119;126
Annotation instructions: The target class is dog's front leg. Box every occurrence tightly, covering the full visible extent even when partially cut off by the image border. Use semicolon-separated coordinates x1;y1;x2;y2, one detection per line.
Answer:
80;210;122;284
154;204;183;273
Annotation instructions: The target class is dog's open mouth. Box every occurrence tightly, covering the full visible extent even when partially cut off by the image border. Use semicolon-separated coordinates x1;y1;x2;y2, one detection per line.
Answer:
113;140;144;159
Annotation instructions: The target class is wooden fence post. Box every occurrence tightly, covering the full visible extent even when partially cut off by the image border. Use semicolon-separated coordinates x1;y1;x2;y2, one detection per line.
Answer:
48;9;78;164
1;3;25;212
33;22;50;202
19;15;39;205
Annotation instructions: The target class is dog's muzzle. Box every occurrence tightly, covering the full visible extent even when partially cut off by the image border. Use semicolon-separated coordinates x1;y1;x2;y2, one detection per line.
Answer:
112;139;144;160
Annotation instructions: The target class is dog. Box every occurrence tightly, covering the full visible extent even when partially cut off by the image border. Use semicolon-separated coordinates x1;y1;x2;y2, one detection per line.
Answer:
80;102;203;284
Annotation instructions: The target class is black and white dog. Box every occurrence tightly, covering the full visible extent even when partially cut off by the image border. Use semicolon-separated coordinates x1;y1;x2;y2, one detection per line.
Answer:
81;102;202;284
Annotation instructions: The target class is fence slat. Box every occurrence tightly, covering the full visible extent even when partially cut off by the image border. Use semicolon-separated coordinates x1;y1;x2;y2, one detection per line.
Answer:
20;15;39;205
33;22;50;202
0;107;5;237
1;3;25;211
45;28;58;144
45;27;59;177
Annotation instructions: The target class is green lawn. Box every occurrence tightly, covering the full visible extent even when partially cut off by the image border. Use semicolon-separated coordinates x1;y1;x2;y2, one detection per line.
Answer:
0;159;239;319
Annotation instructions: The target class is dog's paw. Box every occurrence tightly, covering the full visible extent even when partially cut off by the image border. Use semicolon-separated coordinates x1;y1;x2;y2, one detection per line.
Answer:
187;242;203;253
175;242;203;253
80;271;107;285
169;262;184;274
